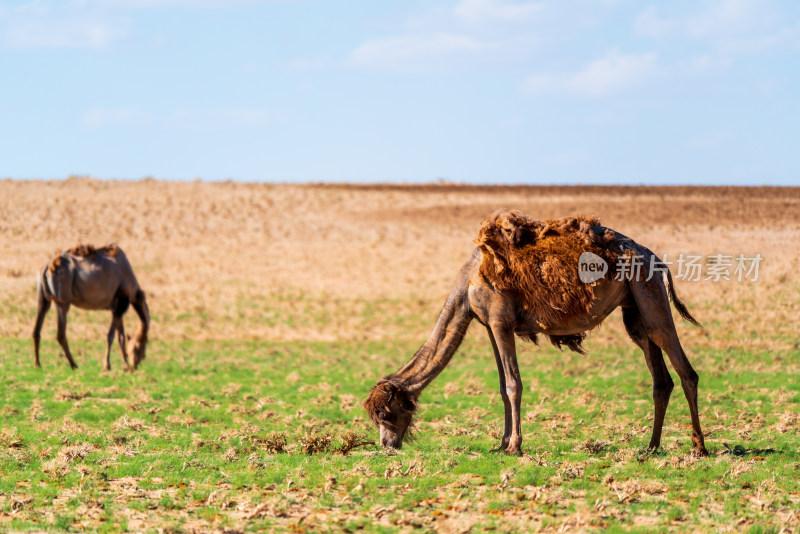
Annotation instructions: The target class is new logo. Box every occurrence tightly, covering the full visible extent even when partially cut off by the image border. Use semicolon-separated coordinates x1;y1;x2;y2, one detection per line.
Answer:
578;251;608;283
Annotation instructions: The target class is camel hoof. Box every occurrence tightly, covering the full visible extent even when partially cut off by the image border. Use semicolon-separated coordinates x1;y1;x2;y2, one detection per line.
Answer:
694;446;709;457
504;446;522;456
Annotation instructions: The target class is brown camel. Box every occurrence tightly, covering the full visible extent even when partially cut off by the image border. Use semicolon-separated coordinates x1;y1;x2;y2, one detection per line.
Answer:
364;210;708;456
33;243;150;371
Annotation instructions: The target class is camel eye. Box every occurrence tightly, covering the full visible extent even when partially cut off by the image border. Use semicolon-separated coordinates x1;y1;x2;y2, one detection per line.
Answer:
378;410;391;421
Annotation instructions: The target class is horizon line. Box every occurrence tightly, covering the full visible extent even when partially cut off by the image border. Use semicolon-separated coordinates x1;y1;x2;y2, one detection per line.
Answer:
2;175;798;188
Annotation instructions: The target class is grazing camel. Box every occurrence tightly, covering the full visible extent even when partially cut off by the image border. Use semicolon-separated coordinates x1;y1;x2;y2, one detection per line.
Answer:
33;243;150;371
364;210;708;456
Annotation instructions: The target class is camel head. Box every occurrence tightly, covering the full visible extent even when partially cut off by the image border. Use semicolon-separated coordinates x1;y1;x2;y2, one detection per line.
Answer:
363;377;417;450
128;336;147;368
483;208;529;248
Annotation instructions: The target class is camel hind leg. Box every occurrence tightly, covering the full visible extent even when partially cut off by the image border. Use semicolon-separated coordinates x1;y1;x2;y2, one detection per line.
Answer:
117;320;130;370
629;278;707;456
622;304;674;450
104;317;116;371
33;283;51;368
55;302;78;370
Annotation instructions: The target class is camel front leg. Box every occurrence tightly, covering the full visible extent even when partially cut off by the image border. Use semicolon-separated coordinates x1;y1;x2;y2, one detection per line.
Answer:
55;303;78;370
486;326;512;450
490;323;523;455
116;319;130;370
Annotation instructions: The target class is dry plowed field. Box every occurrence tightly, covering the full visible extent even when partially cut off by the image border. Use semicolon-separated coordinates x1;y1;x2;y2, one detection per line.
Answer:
2;180;798;346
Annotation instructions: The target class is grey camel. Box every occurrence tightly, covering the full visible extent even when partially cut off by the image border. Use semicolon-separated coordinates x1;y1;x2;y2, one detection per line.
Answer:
33;244;150;371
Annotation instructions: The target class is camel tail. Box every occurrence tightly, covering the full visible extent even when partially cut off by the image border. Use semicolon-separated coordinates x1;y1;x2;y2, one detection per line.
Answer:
34;269;52;324
666;269;702;327
37;269;48;303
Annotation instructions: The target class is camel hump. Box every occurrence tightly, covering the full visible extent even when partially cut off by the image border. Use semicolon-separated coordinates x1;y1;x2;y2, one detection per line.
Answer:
102;243;122;257
474;210;620;328
476;210;606;250
48;243;126;276
61;242;123;260
67;243;97;257
69;242;123;258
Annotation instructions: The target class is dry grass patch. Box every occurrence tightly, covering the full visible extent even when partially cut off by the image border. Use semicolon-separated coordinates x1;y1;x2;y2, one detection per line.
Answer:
41;443;95;477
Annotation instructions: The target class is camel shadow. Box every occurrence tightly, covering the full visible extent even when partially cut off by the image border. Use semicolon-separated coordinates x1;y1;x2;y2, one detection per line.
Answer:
721;443;780;458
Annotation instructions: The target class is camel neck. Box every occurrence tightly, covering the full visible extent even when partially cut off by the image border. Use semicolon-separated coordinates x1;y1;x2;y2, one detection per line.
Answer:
394;260;475;394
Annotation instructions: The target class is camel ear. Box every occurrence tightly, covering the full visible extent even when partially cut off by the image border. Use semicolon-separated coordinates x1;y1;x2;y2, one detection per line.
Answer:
395;388;417;414
501;225;524;246
514;226;524;246
364;379;397;425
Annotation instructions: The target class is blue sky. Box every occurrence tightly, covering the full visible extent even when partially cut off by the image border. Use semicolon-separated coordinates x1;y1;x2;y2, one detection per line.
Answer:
1;0;798;184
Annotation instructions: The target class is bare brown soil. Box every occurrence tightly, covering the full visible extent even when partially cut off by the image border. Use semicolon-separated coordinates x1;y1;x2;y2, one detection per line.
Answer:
1;178;798;348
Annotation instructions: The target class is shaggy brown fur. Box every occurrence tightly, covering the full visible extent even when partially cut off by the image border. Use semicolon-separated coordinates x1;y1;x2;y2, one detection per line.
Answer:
68;243;98;257
475;210;619;339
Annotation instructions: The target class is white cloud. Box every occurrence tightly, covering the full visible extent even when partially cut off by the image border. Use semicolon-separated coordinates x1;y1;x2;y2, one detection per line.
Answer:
635;0;782;40
6;20;122;48
454;0;542;22
523;51;662;98
716;22;800;55
634;6;676;39
0;0;295;49
0;1;127;49
81;108;153;129
348;33;493;73
685;0;768;39
632;1;799;89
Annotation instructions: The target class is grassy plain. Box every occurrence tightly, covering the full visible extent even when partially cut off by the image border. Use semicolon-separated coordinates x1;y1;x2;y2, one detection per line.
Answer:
1;180;799;532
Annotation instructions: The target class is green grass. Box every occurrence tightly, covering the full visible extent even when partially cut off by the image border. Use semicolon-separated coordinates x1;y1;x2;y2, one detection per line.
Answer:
1;335;798;532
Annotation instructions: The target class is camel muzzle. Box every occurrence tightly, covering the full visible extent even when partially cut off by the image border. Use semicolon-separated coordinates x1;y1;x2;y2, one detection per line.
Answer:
379;426;402;450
